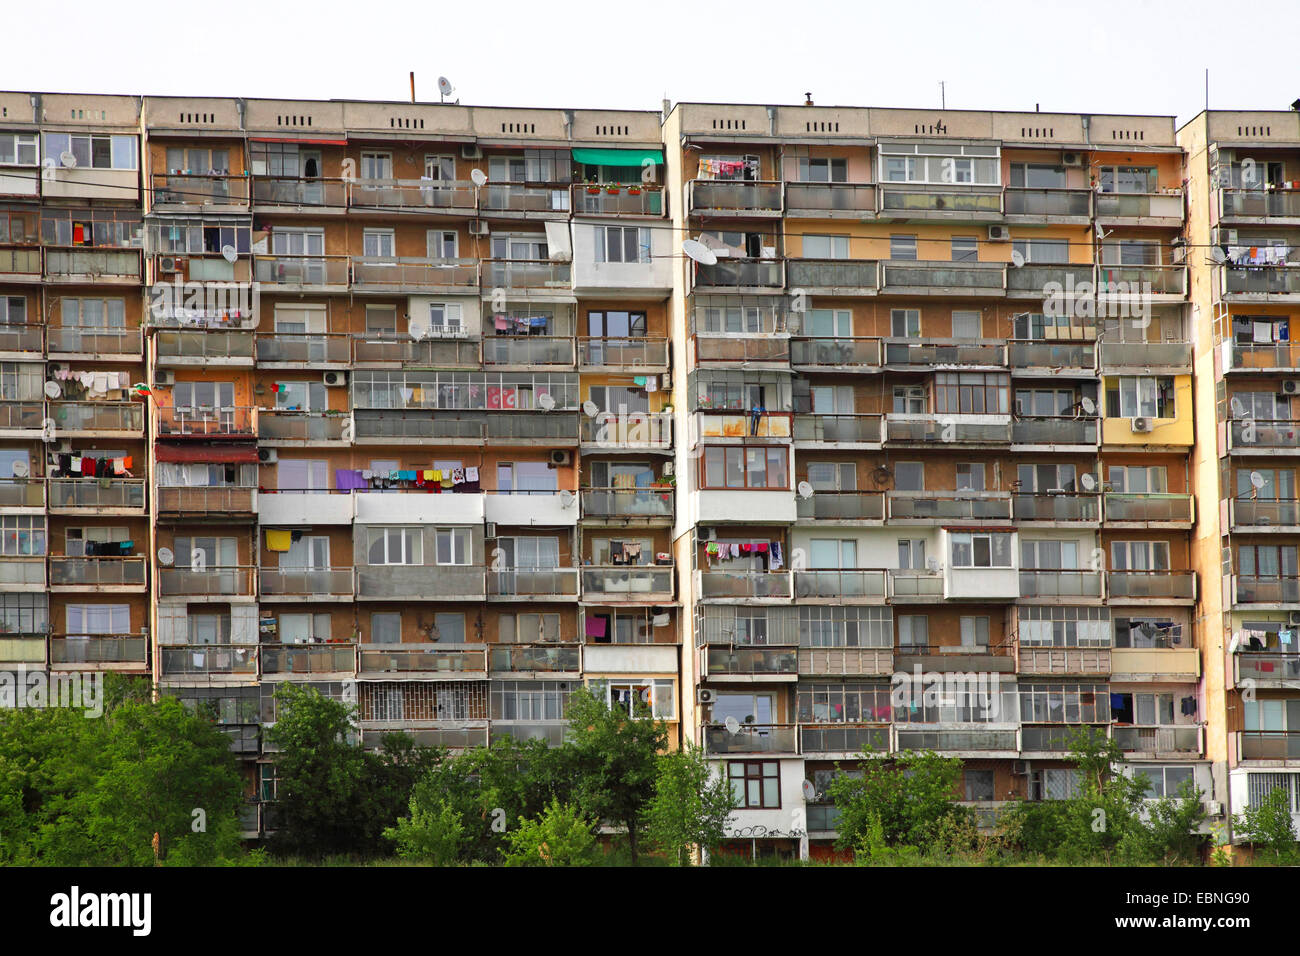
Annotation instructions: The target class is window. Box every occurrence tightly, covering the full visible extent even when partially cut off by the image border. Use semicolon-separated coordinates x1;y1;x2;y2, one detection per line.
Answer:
811;385;854;414
898;614;928;648
1099;166;1158;194
809;538;857;570
1019;683;1110;723
1110;540;1171;571
360;151;392;180
187;612;230;646
431;613;466;643
66;605;130;639
500;613;562;643
1114;617;1182;649
362;229;394;258
894;462;924;491
890;235;917;260
729;761;780;808
1106;376;1175;418
733;609;770;645
594;225;651;264
1009;163;1066;189
1237;544;1298;578
0;133;38;166
1111;692;1176;726
951;310;980;338
1018;463;1078;493
806;462;855;491
892;385;926;414
1110;465;1169;494
0;297;26;326
497;461;558;493
435;528;470;565
367;527;422;565
935;372;1010;414
965;770;995;801
173;381;234;411
174;536;236;570
1012;238;1069;264
1019;606;1111;648
427;230;458;259
276;459;329;492
43;133;136;170
591;678;675;719
428;303;464;336
0;515;45;556
890;308;920;338
365;305;397;337
950;532;1013;568
490;681;574;721
702;446;788;490
371;613;401;644
60;297;125;329
879;143;1000;186
589;384;649;415
1021;538;1080;569
424;155;456;180
799;606;892;648
0;593;46;634
275;381;326;412
1033;769;1081;801
281;535;329;570
279;612;331;644
798;682;891;723
805;308;852;337
587;310;646;338
897;539;926;570
956;462;984;491
951;237;978;262
1015;388;1075;417
799;157;847;183
1132;765;1196;799
960;616;991;648
1235;468;1293;500
802;234;850;259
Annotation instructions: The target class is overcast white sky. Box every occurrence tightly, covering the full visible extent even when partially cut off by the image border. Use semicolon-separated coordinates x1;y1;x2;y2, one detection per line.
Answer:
5;0;1297;127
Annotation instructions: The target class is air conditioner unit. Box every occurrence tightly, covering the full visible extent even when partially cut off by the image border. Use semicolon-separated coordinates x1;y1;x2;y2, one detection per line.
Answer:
1013;760;1032;775
1131;416;1153;433
697;688;717;705
661;373;672;390
323;370;348;388
987;224;1011;241
662;461;674;477
1204;800;1224;817
1282;380;1300;396
159;256;184;273
549;449;571;466
1062;152;1084;167
257;448;278;463
154;369;174;386
1288;610;1300;626
468;219;489;236
461;145;483;160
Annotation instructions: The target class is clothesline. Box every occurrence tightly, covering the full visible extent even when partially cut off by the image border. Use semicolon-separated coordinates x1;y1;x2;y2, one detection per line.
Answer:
334;466;480;492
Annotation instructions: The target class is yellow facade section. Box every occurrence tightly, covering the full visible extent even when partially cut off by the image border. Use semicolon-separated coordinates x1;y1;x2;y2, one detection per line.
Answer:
1101;374;1194;446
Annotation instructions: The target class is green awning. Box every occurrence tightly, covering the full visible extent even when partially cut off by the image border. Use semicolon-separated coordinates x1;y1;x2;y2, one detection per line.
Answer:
572;147;664;167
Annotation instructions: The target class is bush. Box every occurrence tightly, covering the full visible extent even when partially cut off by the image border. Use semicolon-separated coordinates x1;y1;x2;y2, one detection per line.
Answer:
384;796;465;865
1235;786;1299;865
503;798;597;867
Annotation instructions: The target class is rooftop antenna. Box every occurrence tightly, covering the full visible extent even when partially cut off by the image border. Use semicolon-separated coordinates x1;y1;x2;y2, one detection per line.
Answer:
409;71;416;104
438;76;455;104
940;82;945;110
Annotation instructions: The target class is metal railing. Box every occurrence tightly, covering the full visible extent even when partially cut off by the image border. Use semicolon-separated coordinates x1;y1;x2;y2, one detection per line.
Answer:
703;644;799;676
697;570;792;600
1097;264;1186;296
703;723;799;754
1236;651;1300;682
786;258;879;290
157;566;256;597
784;182;876;215
793;413;882;443
571;185;664;216
0;402;44;430
0;556;46;587
348;178;477;211
878;184;1002;214
49;401;144;434
689;180;783;214
156;486;256;514
1098;341;1192;369
1008;341;1095;369
482;335;574;366
481;259;571;289
156;405;255;437
479;183;571;214
0;323;42;353
151;172;250;205
352;336;480;367
693;335;790;363
794;569;887;599
884;339;1004;366
1229;419;1300;450
888;492;1011;521
1107;570;1196;600
261;644;357;675
1104;493;1193;523
693;258;784;289
1231;498;1300;527
1004;187;1091;217
252;177;348;206
1018;570;1103;598
351;256;478;289
791;337;882;368
1095;191;1184;219
1006;263;1093;295
795;491;884;521
489;644;581;673
888;415;1012;443
1012;493;1100;522
49;556;146;587
45;248;141;279
894;729;1017;751
259;567;355;598
255;332;351;364
800;724;890;754
50;635;148;665
1017;646;1111;675
487;568;580;598
47;327;142;355
357;644;488;675
258;410;349;442
888;570;944;599
1237;730;1300;760
1012;415;1097;445
577;336;669;369
581;487;674;520
1233;575;1300;604
882;261;1005;291
253;255;349;287
581;566;674;598
0;245;41;276
159;645;257;675
0;477;44;508
798;646;893;676
1114;725;1201;754
1220;188;1300;218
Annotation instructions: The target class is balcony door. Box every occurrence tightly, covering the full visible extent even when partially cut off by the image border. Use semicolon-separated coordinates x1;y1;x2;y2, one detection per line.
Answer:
63;603;129;661
274;304;328;363
270;228;325;283
177;535;238;595
495;536;560;596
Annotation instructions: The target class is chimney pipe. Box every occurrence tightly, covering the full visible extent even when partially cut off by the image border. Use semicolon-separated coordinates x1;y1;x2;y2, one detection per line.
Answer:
410;72;416;104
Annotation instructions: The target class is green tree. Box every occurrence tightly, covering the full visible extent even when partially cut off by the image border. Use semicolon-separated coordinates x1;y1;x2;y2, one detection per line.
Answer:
1118;778;1207;865
647;743;736;865
565;686;667;863
827;749;967;854
384;795;465;864
1234;786;1299;864
503;798;596;867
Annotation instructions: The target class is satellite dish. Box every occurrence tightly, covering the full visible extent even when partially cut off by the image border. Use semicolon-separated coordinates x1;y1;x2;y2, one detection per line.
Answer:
1080;396;1096;415
59;151;78;169
1080;473;1097;491
470;168;487;187
43;380;62;399
652;613;670;627
786;314;800;333
1095;222;1106;241
681;239;718;266
437;76;455;97
10;460;28;478
797;481;814;500
582;400;599;418
537;393;556;411
1230;396;1246;417
221;244;237;263
1010;249;1026;269
801;780;817;802
1211;247;1228;265
157;547;175;567
723;715;741;735
558;490;575;508
1250;471;1267;490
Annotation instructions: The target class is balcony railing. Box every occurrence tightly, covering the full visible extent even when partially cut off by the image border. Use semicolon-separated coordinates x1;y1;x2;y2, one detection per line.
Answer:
1223;264;1300;296
353;411;485;442
1095;191;1184;220
577;336;669;370
1012;493;1100;522
703;644;799;677
1011;415;1097;445
255;332;351;365
1017;646;1112;675
487;568;579;599
481;259;571;290
261;644;357;675
49;556;146;588
482;335;574;366
1235;651;1300;683
790;337;882;369
1104;493;1193;523
580;412;670;448
581;566;674;599
882;261;1005;293
0;245;41;277
489;644;581;673
357;644;488;675
784;182;876;216
0;477;44;508
1237;730;1300;760
479;183;571;214
1231;498;1300;528
0;556;46;587
581;487;674;520
883;339;1004;366
1113;725;1201;755
258;410;349;442
794;569;887;599
355;565;485;600
572;185;664;216
47;327;142;356
689;180;783;215
1004;187;1091;217
0;402;43;431
1008;341;1095;370
795;491;884;521
894;728;1017;751
157;567;256;598
0;636;45;662
49;401;144;434
1098;341;1192;370
0;323;42;353
352;336;480;367
156;405;255;438
1006;263;1094;296
1228;342;1300;370
786;258;879;291
693;258;783;290
352;257;478;290
159;645;257;675
349;178;476;211
703;723;798;755
697;570;792;600
798;646;893;676
889;570;944;599
693;335;790;364
1220;188;1300;219
45;248;141;280
800;724;890;754
253;255;349;288
888;492;1011;521
151;173;250;206
1107;570;1196;600
259;567;354;599
50;635;148;666
252;177;348;207
1233;575;1300;604
1018;569;1104;598
878;185;1002;215
156;486;256;514
793;413;882;443
887;415;1011;443
1097;264;1186;296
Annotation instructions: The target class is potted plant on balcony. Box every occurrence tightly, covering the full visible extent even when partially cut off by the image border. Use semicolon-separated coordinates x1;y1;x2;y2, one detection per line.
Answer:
585;182;601;195
627;184;642;196
605;183;621;195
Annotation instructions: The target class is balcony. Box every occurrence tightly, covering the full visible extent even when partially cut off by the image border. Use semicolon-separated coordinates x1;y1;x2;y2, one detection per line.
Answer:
258;410;349;444
1017;646;1111;676
1098;341;1192;373
1230;498;1300;533
693;258;784;291
355;565;486;601
1222;264;1300;300
478;183;571;217
362;725;489;750
1006;263;1094;299
785;258;879;294
577;337;669;371
1018;570;1103;600
694;409;790;442
1012;493;1100;523
0;323;42;355
0;477;43;509
348;179;477;214
800;724;890;756
1234;652;1300;687
878;184;1002;218
1095;190;1184;225
1219;187;1300;222
353;411;485;443
159;645;257;676
702;723;798;755
790;337;882;371
889;569;944;601
798;646;893;677
352;257;478;292
795;491;884;522
44;248;141;283
1008;341;1096;374
260;644;358;677
253;255;349;291
49;556;147;591
696;570;792;601
1228;418;1300;454
154;328;254;365
693;335;790;365
489;643;581;674
888;491;1011;522
886;414;1011;444
251;176;348;208
701;644;798;680
49;401;144;437
47;326;142;358
157;567;256;599
581;566;674;601
1237;730;1300;761
793;413;882;446
481;259;571;292
581;487;674;522
1106;570;1196;603
0;245;41;281
1097;264;1186;298
1004;187;1092;220
255;332;351;366
357;644;488;678
893;728;1018;753
1232;575;1300;607
881;261;1005;295
580;412;671;451
793;569;887;601
688;180;783;217
156;405;255;439
156;485;256;516
1114;725;1201;758
1111;647;1201;681
571;184;664;217
1104;493;1193;526
0;401;44;436
50;635;148;669
482;336;575;367
0;556;46;589
352;336;480;368
1011;415;1098;448
259;567;355;601
883;339;1005;368
784;182;877;218
150;173;250;210
487;568;579;600
0;636;45;664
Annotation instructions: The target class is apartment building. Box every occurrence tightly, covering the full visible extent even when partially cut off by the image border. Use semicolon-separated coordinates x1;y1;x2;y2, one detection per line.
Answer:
1181;109;1300;843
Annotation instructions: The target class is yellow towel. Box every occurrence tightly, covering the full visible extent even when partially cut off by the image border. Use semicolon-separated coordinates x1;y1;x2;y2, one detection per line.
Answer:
266;529;292;552
422;470;434;481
